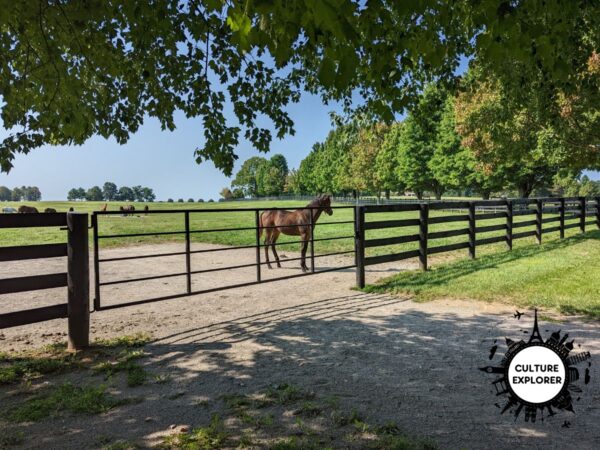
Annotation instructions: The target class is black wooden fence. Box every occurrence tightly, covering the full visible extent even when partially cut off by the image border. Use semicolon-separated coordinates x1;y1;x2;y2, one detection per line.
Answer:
0;212;89;350
1;196;599;347
354;197;600;288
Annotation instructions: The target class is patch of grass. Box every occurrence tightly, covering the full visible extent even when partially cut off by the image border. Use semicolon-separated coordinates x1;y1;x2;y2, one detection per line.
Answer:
369;434;437;450
365;231;600;319
6;382;127;422
269;437;330;450
95;333;152;349
294;401;322;418
92;345;149;387
126;364;147;387
331;408;363;427
0;430;25;447
222;393;253;409
0;345;78;385
265;383;314;405
161;414;228;450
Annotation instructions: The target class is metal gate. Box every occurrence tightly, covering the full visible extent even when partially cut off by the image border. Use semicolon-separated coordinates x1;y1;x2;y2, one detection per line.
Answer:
92;206;357;310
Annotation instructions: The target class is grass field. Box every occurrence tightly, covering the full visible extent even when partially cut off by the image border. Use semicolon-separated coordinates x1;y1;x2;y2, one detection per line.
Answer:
0;200;585;260
365;230;600;319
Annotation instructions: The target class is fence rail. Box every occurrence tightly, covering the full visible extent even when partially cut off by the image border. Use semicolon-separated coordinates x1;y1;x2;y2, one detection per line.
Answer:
354;196;600;288
0;212;89;350
92;206;356;310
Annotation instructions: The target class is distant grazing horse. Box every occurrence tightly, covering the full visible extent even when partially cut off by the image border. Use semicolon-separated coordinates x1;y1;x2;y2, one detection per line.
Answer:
259;195;333;272
18;205;38;213
120;205;135;216
100;203;107;212
44;208;57;213
144;205;149;215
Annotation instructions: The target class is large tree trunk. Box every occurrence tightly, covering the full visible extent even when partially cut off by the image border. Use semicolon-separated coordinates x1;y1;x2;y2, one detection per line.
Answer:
518;184;532;198
481;190;491;200
416;190;423;200
385;189;390;200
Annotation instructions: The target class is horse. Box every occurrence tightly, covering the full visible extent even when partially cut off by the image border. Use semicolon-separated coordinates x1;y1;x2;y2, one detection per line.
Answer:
100;203;107;212
144;205;149;215
44;208;57;213
259;195;333;272
18;205;38;213
120;205;135;216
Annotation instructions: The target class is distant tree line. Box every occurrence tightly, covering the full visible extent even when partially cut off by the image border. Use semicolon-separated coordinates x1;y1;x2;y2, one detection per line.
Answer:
288;74;599;200
0;185;42;201
67;182;156;202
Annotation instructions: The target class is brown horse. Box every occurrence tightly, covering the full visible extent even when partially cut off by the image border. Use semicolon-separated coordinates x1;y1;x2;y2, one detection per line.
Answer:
100;203;108;212
120;205;135;216
259;195;333;272
44;208;57;213
18;205;38;213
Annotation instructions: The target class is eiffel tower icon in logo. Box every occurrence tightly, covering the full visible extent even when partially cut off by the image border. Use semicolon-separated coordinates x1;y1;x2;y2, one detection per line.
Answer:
528;309;544;344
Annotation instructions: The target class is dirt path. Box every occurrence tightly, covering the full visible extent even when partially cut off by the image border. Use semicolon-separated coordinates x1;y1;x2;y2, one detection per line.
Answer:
1;243;599;449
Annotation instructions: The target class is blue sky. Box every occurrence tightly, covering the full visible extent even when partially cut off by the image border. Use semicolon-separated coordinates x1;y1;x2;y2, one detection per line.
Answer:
0;93;344;201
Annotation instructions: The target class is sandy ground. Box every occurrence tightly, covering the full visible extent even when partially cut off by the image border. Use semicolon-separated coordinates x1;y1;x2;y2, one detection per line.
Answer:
1;243;599;449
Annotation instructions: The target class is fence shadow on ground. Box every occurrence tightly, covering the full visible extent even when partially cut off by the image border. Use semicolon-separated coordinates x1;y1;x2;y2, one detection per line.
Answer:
8;292;597;449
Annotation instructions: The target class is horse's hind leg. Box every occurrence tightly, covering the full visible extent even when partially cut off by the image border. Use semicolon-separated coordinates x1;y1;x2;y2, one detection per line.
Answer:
271;230;281;268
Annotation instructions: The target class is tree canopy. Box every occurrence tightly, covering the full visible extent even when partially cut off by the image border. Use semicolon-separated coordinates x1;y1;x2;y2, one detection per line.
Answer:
1;1;597;173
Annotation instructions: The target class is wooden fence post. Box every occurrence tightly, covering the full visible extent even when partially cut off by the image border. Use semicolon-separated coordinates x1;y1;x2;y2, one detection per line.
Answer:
255;210;261;283
536;199;543;244
579;197;586;233
184;212;191;294
355;206;365;288
468;202;476;259
596;197;600;230
419;203;429;271
506;199;513;250
67;212;89;351
560;198;565;239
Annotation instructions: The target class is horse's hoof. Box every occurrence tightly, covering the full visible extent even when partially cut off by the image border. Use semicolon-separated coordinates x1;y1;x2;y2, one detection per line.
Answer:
277;264;282;268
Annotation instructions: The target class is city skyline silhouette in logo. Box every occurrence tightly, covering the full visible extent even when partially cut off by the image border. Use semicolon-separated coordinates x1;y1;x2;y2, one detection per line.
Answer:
480;309;591;422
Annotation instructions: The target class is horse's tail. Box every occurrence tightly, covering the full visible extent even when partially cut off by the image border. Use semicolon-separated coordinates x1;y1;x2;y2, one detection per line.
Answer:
258;211;264;238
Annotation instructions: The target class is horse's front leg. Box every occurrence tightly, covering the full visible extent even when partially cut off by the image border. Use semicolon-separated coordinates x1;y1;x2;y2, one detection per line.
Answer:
300;239;308;272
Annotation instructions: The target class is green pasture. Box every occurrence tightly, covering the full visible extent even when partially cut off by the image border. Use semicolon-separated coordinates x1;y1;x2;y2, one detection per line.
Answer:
365;230;600;319
0;200;586;261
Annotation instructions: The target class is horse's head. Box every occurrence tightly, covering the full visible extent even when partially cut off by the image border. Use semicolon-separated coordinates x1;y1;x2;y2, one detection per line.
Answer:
319;194;333;216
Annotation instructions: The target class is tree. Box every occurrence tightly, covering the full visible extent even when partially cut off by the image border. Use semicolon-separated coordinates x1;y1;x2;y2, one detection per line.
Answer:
11;187;22;201
141;187;156;202
255;154;289;196
339;123;389;200
132;185;144;202
231;157;267;197
67;187;86;201
4;2;593;174
455;74;563;197
220;188;234;200
116;186;135;201
167;198;174;203
0;186;11;201
374;124;403;199
284;169;302;194
86;186;103;201
102;182;118;201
